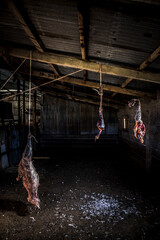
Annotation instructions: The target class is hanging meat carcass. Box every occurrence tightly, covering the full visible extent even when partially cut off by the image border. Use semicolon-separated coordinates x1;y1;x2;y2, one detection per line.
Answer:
128;99;145;144
16;133;40;209
95;109;105;141
95;66;105;141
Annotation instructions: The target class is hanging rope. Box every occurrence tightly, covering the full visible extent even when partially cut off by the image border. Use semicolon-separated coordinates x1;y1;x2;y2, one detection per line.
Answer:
0;59;26;90
0;69;83;102
95;64;105;141
99;64;103;113
16;51;41;209
28;51;32;134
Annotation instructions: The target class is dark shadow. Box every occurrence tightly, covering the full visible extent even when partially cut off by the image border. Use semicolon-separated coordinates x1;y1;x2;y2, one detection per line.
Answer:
0;199;29;216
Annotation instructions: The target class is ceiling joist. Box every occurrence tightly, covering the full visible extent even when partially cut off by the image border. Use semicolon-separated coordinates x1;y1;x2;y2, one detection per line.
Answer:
6;0;60;77
0;46;160;85
77;1;87;80
21;69;155;98
32;79;126;105
112;45;160;97
6;0;44;52
45;91;119;109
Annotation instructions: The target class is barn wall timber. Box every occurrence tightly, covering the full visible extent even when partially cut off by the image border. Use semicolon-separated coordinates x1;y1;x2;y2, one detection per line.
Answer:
40;95;118;145
118;92;160;173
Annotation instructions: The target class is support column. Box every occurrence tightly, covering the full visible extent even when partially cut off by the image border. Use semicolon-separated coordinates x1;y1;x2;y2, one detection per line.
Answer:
33;90;37;136
23;79;25;125
145;110;152;172
17;79;21;127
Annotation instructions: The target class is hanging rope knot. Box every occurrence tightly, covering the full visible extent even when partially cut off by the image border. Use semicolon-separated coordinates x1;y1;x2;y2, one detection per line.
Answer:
99;85;103;96
99;107;103;114
95;63;105;142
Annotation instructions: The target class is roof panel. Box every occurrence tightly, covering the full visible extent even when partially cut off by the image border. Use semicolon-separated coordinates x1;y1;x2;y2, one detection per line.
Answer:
0;2;34;47
88;4;160;67
22;0;81;54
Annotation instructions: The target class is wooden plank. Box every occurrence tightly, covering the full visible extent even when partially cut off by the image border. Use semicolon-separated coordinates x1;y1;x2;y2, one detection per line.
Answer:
6;0;61;78
112;45;160;97
17;79;21;128
36;81;126;105
22;69;155;98
77;1;87;80
78;10;86;60
63;78;154;98
46;91;119;109
23;79;25;125
139;46;160;70
6;0;45;52
1;46;160;84
35;81;125;105
130;0;160;6
48;63;60;77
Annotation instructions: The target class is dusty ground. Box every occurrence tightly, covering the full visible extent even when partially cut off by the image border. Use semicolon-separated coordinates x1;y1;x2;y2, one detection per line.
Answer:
0;141;160;240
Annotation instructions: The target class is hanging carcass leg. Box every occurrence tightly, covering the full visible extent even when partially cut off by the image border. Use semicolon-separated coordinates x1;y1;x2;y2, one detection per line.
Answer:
16;133;40;208
128;99;145;144
95;88;105;141
95;109;105;141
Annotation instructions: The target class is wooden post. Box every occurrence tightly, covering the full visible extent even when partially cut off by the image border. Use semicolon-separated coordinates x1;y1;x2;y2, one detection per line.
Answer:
33;90;37;136
17;78;21;127
145;110;152;172
23;79;25;125
0;46;159;83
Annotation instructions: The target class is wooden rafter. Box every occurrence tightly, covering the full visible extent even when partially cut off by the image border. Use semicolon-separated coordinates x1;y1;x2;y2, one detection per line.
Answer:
77;2;87;80
21;69;155;98
130;0;160;6
32;78;125;105
45;91;119;109
6;0;44;52
77;0;90;82
77;8;86;61
6;0;60;77
1;46;160;84
112;45;160;97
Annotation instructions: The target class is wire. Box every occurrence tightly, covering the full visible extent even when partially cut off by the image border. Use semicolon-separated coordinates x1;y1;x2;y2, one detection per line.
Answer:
0;59;26;90
0;69;83;102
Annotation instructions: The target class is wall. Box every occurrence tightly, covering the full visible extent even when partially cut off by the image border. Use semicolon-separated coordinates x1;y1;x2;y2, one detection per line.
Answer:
118;93;160;173
40;95;118;144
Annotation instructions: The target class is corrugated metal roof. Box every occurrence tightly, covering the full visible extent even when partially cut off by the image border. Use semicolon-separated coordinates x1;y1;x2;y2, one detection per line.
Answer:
0;0;160;100
0;2;34;47
88;4;160;67
22;0;81;54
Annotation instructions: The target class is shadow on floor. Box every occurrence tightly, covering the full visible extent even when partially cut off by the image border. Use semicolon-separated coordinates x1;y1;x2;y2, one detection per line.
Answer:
0;199;29;216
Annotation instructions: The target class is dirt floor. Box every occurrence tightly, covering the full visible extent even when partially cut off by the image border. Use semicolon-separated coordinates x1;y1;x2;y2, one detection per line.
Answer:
0;141;160;240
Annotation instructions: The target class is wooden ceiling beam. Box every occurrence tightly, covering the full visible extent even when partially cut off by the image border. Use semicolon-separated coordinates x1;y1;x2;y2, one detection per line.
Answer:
44;91;119;109
6;0;44;52
32;79;125;105
77;0;89;81
78;8;87;81
130;0;160;6
6;0;60;77
1;46;160;84
112;45;160;97
21;69;155;98
77;8;86;61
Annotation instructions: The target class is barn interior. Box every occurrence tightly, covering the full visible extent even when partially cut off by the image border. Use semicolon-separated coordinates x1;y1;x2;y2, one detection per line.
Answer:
1;0;160;239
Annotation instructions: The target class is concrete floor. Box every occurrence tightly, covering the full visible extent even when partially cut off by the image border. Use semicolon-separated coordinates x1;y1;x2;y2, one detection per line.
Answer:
0;142;160;240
